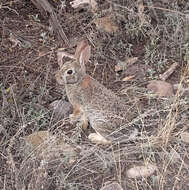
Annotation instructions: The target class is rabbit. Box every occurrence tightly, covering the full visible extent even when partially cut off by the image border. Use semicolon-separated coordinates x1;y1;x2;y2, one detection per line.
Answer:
56;40;134;144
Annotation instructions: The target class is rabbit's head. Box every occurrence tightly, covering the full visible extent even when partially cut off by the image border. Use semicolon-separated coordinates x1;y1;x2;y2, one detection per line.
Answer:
56;40;91;85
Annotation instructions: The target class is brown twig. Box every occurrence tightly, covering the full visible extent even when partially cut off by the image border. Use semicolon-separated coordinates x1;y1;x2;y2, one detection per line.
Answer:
145;6;186;16
160;62;178;81
31;0;69;47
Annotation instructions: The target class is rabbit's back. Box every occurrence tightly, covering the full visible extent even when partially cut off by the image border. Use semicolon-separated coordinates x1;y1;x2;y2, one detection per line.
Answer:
79;75;128;112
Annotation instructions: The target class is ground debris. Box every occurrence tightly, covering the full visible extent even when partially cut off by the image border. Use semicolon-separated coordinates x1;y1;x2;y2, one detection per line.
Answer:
127;163;157;178
115;57;138;72
100;182;123;190
180;132;189;143
70;0;98;12
147;80;174;97
24;130;77;163
9;32;31;48
160;62;178;81
93;16;118;33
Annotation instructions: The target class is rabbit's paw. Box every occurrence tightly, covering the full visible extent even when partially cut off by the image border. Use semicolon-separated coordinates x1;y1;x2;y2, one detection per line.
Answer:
76;120;88;130
70;113;88;130
69;113;81;123
88;133;111;145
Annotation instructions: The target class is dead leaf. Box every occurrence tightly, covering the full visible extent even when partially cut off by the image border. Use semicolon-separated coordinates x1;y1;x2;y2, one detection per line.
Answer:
24;131;77;163
9;32;31;48
122;75;135;81
100;182;123;190
9;33;20;48
38;51;47;57
38;48;50;57
70;0;97;12
147;80;174;97
70;0;89;8
180;132;189;143
115;57;138;72
94;16;118;33
25;131;51;149
127;163;157;178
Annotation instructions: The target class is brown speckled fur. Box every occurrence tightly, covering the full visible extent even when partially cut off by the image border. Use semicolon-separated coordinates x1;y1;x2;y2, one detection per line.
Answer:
56;41;133;142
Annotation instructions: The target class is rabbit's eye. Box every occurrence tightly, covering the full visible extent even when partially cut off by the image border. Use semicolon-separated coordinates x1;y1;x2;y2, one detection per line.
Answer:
67;70;73;75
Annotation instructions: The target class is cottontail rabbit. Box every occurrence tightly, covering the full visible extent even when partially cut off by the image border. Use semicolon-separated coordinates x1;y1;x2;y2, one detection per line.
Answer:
56;40;133;144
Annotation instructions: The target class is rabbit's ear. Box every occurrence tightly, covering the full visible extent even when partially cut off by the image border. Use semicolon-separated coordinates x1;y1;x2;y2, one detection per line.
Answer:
74;40;88;60
79;45;91;66
74;40;91;72
57;51;64;67
57;51;74;67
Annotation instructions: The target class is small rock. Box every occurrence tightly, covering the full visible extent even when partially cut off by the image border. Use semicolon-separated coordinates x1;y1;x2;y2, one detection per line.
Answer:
147;80;174;97
127;163;157;178
180;132;189;143
70;0;97;12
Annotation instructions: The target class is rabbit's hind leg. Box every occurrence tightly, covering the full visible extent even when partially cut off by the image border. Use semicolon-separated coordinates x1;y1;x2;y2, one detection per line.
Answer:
80;111;88;130
88;132;111;145
88;119;112;145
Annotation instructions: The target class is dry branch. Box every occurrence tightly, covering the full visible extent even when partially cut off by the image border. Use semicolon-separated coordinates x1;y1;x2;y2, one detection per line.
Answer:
31;0;69;47
160;62;178;81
